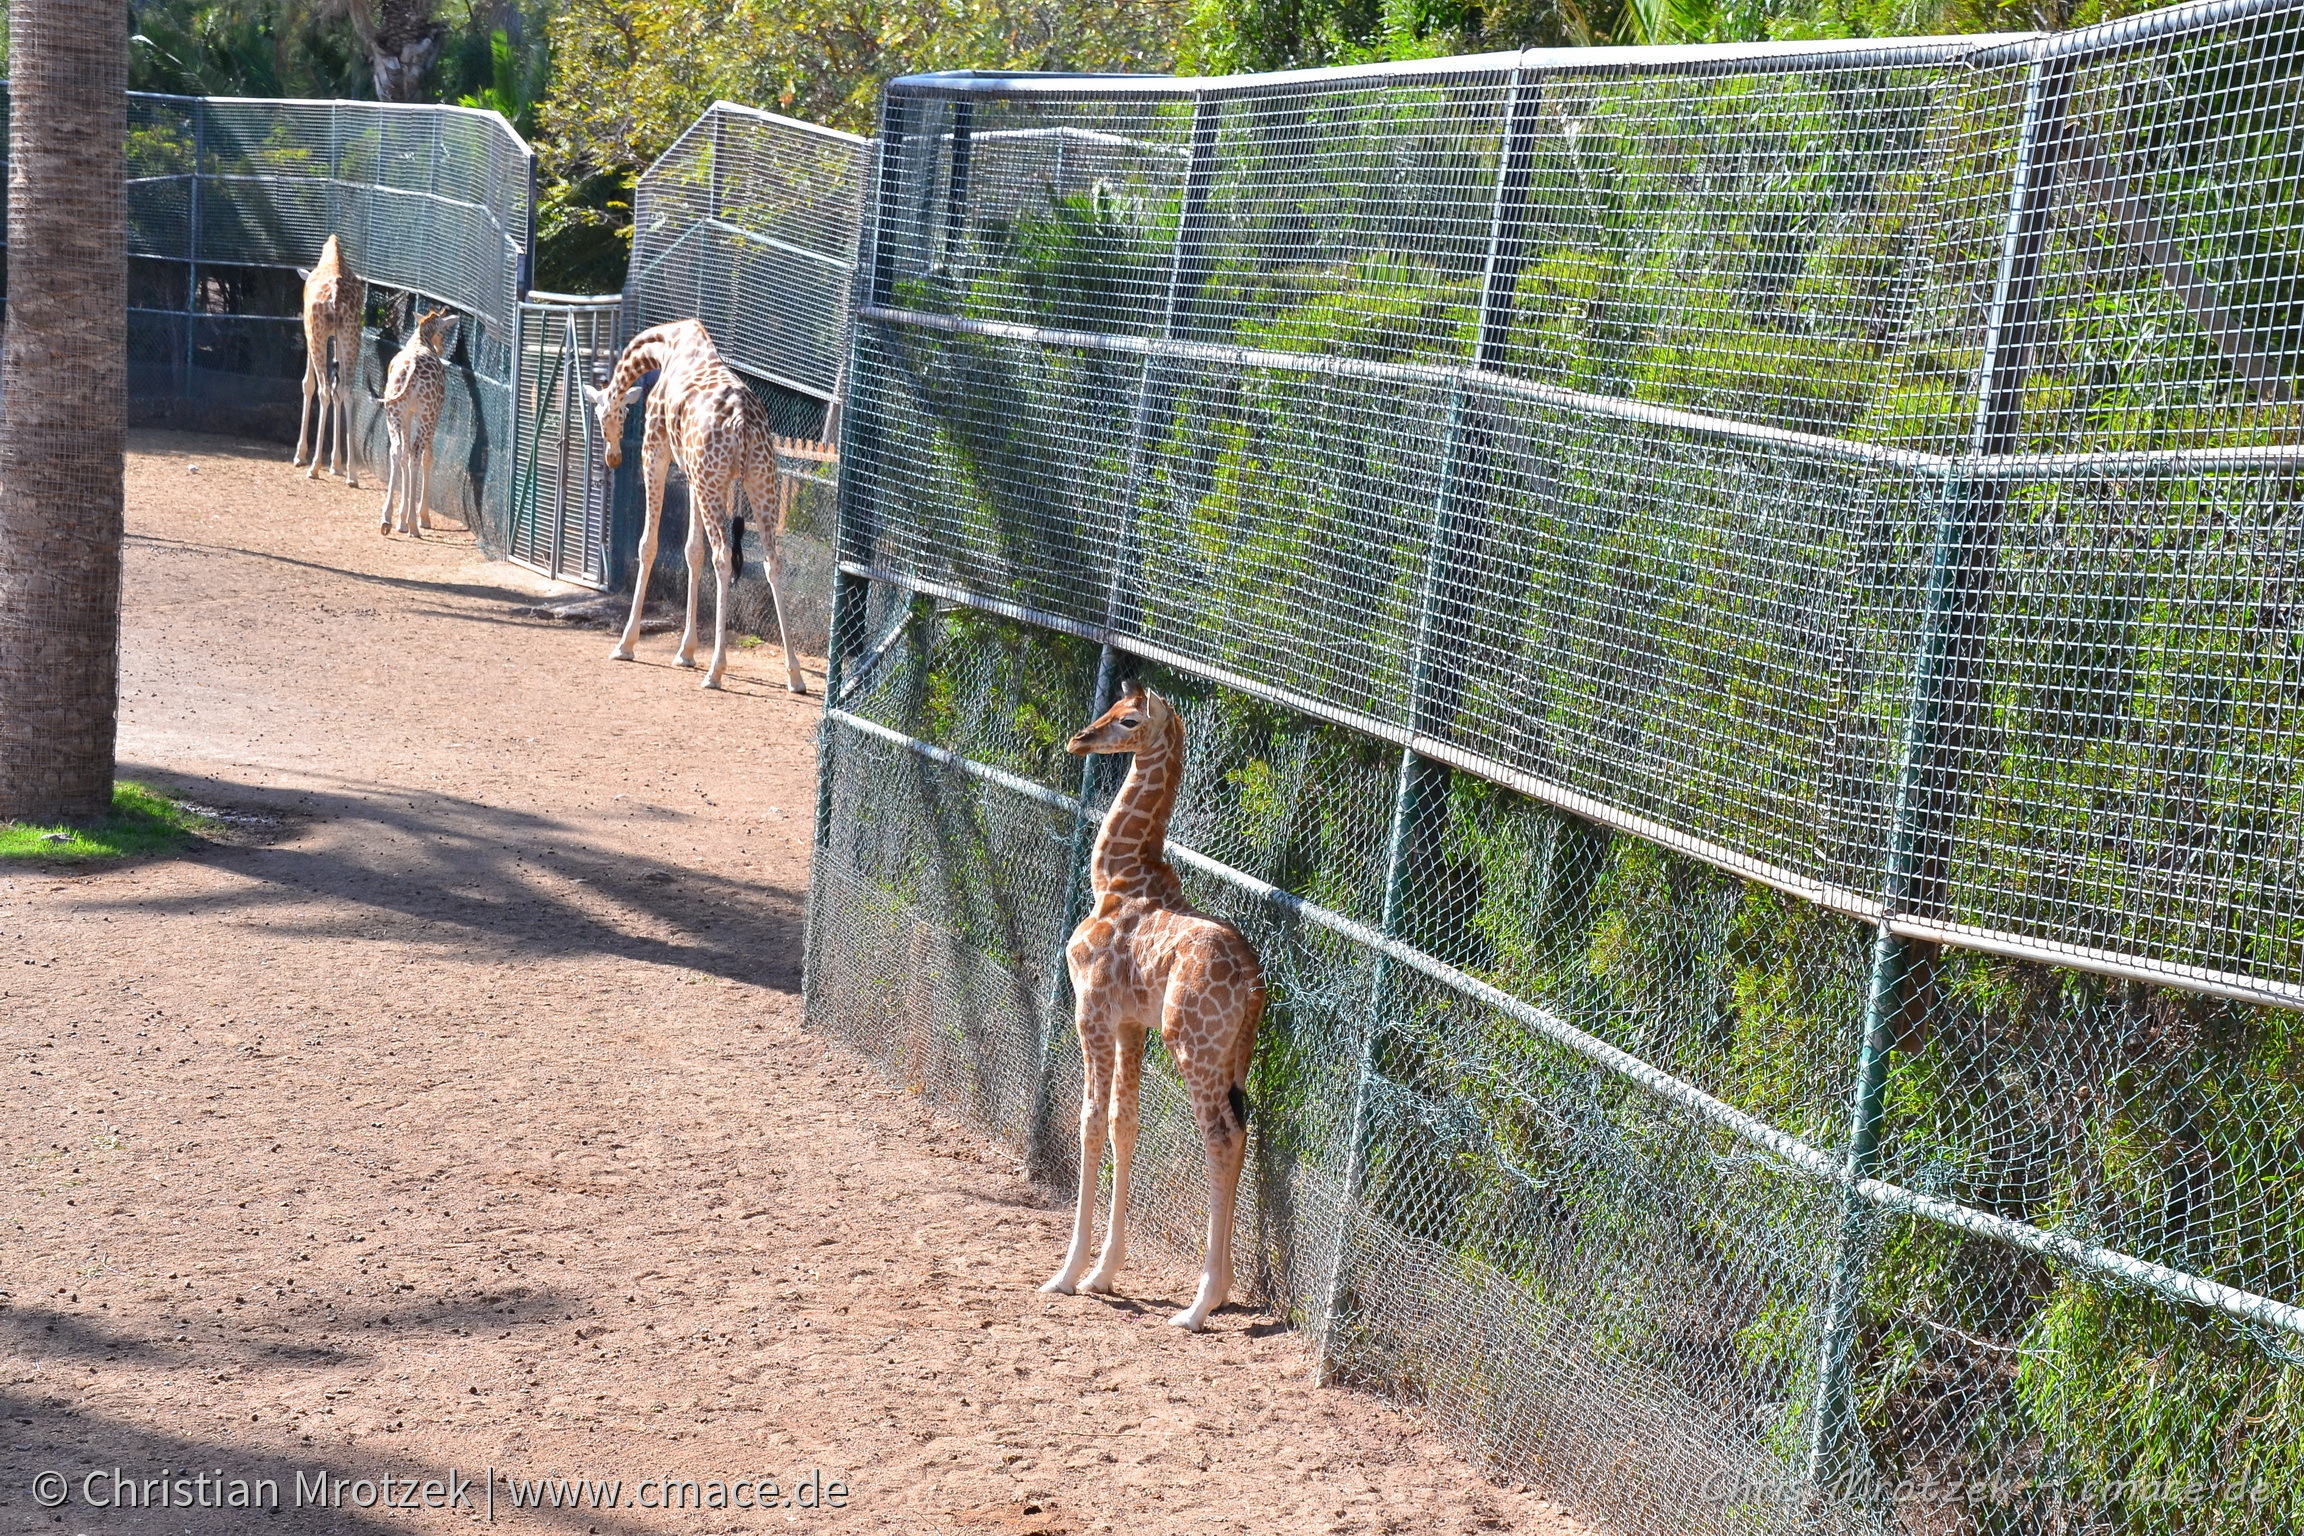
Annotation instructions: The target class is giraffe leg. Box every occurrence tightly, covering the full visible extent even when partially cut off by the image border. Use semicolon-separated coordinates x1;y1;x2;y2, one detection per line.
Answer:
1043;996;1117;1297
295;355;319;470
674;490;708;669
409;439;433;538
308;380;329;481
344;340;364;487
743;458;809;695
701;503;734;690
378;418;399;532
1081;1020;1145;1294
612;438;670;661
1165;952;1260;1332
1172;1093;1249;1333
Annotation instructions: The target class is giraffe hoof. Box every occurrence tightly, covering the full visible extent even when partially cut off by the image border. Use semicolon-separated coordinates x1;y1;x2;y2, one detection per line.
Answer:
1080;1271;1121;1295
1038;1276;1078;1296
608;647;636;662
1168;1309;1210;1332
673;654;698;669
700;676;724;692
788;681;811;696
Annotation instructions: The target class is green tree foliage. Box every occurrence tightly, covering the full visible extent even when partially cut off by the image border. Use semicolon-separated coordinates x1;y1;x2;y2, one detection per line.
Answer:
1178;0;2204;77
532;0;1187;293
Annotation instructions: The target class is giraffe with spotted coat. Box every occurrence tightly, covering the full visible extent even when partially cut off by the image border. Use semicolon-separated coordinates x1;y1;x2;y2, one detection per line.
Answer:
586;321;807;693
1043;681;1266;1331
293;234;365;485
378;308;458;538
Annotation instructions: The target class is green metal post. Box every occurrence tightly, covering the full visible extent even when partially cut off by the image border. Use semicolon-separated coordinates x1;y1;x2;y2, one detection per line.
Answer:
1312;65;1539;1379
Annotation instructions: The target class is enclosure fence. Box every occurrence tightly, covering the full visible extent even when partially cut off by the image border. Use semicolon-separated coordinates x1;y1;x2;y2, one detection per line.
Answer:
808;4;2304;1532
0;90;535;542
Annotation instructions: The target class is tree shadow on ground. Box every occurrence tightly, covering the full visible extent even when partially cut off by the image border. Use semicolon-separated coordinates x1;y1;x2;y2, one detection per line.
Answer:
99;764;809;993
1;1295;657;1535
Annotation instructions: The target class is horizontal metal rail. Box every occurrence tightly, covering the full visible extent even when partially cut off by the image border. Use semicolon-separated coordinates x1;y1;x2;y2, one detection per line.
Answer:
890;34;2033;100
689;98;871;149
864;306;2304;479
863;304;1932;471
838;558;2304;1013
822;703;2304;1340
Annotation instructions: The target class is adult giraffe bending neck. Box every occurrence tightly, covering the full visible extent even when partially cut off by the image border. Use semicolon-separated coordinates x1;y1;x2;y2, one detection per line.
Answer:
1044;682;1265;1331
586;321;807;693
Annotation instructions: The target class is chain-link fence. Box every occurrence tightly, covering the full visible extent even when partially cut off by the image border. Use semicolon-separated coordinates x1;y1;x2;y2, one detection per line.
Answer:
0;89;535;545
808;7;2304;1533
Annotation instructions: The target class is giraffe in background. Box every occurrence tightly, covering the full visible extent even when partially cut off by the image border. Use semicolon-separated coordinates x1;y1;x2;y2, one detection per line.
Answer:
377;308;458;538
293;235;365;485
586;320;808;693
1043;681;1266;1331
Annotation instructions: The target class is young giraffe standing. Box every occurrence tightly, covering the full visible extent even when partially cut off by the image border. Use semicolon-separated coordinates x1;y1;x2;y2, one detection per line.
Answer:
1043;682;1266;1331
293;235;365;486
377;309;458;538
585;320;807;693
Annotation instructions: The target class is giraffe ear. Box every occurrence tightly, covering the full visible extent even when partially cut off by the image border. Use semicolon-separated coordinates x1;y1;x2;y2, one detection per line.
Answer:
1116;675;1143;699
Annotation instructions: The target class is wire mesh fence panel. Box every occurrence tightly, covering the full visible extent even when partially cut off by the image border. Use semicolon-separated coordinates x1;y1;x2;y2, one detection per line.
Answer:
624;102;870;404
812;8;2304;1534
2;89;533;548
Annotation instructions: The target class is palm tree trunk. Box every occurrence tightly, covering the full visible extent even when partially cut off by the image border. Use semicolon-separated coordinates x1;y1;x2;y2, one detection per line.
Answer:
0;0;128;823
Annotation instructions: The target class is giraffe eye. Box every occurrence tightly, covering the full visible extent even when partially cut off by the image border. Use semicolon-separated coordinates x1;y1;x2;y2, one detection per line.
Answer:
1120;715;1142;728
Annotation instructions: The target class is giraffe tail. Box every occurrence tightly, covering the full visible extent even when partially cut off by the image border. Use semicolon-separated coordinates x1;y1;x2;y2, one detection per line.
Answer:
1227;1084;1250;1137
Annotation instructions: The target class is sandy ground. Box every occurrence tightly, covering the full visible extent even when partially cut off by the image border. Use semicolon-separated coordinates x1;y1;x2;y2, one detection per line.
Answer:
0;431;1600;1536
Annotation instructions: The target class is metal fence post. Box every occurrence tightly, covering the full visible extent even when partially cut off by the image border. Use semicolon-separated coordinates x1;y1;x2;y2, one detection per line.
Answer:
184;98;204;401
940;101;974;271
1806;47;2075;1495
1314;69;1538;1380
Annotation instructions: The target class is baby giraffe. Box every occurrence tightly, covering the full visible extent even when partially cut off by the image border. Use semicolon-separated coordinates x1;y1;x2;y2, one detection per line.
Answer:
378;309;457;538
1043;682;1266;1331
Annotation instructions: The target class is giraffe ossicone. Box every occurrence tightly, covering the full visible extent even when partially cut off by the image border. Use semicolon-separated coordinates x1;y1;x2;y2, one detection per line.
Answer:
293;235;365;487
585;321;808;694
1042;681;1265;1331
377;309;459;538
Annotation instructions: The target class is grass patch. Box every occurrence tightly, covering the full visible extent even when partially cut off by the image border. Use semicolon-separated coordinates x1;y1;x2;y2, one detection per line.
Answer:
0;781;217;862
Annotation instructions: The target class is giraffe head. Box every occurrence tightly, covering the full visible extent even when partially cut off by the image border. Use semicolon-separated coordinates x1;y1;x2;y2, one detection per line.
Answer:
1066;680;1175;757
584;377;647;469
415;310;458;355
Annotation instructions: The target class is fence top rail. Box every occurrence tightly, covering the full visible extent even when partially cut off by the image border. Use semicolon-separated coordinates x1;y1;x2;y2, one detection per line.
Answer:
122;88;535;156
690;99;872;149
523;291;626;308
888;33;2039;102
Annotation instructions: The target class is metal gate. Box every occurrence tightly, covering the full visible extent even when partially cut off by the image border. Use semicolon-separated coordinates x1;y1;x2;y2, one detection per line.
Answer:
510;294;622;587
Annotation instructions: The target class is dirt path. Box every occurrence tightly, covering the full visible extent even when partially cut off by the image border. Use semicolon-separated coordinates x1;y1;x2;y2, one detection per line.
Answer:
1;432;1598;1536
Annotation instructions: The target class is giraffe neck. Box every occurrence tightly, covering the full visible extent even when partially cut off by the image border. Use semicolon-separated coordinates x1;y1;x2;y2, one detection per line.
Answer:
1091;721;1185;901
